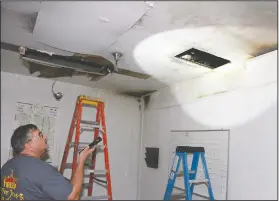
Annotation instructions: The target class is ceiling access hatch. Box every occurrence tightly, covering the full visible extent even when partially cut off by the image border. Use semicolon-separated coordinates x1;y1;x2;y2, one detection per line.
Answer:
175;48;231;69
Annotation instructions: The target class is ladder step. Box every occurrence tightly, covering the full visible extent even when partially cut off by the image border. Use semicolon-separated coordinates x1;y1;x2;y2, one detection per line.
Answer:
192;192;211;200
80;126;104;133
173;186;185;191
84;172;107;177
64;163;72;169
84;173;107;178
86;174;107;178
80;120;99;125
81;195;108;200
64;163;106;174
83;183;91;188
176;146;205;153
79;120;104;131
176;171;184;177
69;142;105;149
171;193;186;200
80;125;101;129
81;103;98;108
85;169;107;174
177;170;195;177
65;164;107;175
83;180;107;189
189;179;208;184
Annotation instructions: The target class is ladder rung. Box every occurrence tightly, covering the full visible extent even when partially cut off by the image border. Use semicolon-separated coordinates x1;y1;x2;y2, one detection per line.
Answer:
79;146;105;152
172;192;211;200
81;195;108;200
77;120;103;131
80;124;104;134
80;120;99;125
189;179;208;184
64;164;107;175
81;128;104;133
83;180;107;189
176;171;184;177
81;100;98;106
81;127;104;132
85;169;107;174
64;163;73;169
177;170;195;177
83;183;91;188
81;102;98;108
69;142;104;149
84;172;107;177
176;146;205;153
192;192;211;200
174;186;185;191
171;193;186;200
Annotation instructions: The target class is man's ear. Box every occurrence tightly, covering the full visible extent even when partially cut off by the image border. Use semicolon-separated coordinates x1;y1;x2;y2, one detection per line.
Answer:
24;142;32;150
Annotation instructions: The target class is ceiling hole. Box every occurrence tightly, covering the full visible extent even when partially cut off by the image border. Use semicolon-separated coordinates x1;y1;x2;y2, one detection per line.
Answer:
175;48;231;69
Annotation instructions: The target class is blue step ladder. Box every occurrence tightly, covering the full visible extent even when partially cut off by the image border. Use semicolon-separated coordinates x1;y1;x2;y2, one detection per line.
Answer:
163;146;214;200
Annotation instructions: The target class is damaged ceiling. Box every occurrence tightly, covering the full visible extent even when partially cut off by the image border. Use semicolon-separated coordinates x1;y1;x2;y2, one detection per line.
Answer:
1;41;152;81
1;1;277;97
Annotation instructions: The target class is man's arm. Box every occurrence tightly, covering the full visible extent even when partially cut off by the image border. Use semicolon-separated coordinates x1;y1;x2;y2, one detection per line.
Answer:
67;162;85;200
67;146;95;200
37;146;95;200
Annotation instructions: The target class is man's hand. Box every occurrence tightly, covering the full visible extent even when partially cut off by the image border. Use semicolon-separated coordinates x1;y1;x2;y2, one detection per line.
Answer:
78;145;96;163
67;145;96;200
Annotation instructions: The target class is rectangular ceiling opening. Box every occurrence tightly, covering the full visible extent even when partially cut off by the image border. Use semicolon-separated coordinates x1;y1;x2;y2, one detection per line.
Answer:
175;48;231;69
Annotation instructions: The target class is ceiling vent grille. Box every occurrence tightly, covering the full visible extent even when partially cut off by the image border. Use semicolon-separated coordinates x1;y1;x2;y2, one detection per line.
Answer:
175;48;230;69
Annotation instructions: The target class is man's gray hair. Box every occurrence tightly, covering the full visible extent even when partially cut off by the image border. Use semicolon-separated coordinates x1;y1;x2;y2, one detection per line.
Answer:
11;124;38;155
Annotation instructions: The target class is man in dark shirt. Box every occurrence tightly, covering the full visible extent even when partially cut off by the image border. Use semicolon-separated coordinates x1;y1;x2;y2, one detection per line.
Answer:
1;124;95;200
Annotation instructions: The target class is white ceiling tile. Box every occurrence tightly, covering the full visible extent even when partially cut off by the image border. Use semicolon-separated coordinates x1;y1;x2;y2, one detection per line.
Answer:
33;1;149;54
1;1;42;14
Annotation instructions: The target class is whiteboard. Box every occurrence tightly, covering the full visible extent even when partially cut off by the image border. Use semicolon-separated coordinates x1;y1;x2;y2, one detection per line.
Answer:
168;130;229;200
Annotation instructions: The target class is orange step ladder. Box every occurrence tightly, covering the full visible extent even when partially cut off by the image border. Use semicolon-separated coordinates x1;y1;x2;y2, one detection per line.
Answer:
60;95;112;200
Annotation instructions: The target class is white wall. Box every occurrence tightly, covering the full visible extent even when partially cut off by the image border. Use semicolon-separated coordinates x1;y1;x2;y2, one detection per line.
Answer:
1;71;141;200
139;51;277;200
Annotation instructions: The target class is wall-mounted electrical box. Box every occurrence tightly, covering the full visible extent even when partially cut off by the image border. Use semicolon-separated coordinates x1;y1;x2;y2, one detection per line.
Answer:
145;147;159;169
